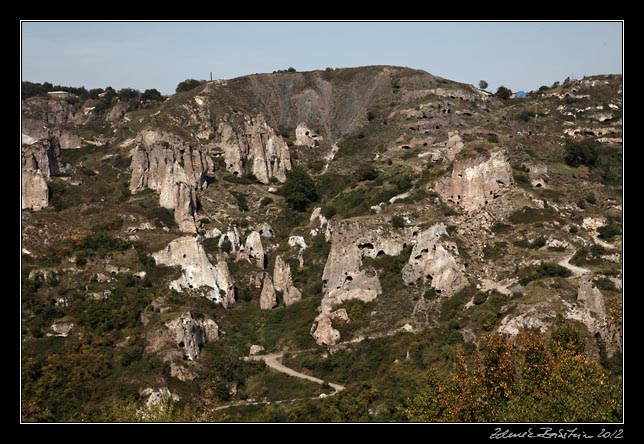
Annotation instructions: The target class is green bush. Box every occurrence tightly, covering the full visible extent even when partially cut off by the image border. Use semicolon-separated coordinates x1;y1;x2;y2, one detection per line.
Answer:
519;262;572;286
231;191;249;212
355;163;379;181
283;167;318;212
495;86;512;100
259;197;274;208
598;223;621;240
515;110;536;122
175;79;204;93
473;292;488;305
367;111;376;121
220;237;232;254
565;141;598;167
141;88;163;102
391;215;405;228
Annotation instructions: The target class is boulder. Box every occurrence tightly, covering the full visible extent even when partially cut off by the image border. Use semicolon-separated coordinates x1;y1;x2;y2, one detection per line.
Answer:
153;236;235;307
249;344;265;356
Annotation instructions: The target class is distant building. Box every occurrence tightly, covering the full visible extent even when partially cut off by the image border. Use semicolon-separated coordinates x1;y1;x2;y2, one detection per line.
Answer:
47;91;75;99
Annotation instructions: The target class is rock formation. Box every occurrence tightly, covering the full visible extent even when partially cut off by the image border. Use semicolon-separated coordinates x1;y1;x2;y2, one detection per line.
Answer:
273;255;302;306
435;149;514;211
311;222;410;345
129;129;213;232
165;311;219;361
244;231;265;269
21;136;65;210
295;122;323;147
259;275;277;310
401;223;467;296
153;236;235;307
215;114;292;184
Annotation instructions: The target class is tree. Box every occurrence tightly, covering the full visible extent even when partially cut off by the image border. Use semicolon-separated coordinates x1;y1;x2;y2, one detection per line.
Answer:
495;86;512;100
282;167;318;212
175;79;204;93
287;67;297;72
118;88;140;101
141;88;163;102
404;332;622;422
478;80;488;90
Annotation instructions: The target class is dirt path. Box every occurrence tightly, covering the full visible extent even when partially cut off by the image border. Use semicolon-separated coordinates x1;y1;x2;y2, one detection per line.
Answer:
248;352;345;393
558;251;591;277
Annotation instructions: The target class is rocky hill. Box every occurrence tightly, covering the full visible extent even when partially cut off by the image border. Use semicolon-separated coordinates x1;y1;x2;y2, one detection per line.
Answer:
21;66;622;422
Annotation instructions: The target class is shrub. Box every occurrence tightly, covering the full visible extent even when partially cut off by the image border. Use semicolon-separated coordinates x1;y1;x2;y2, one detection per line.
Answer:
118;88;140;101
367;111;376;122
175;79;204;93
486;134;499;143
519;262;572;286
473;292;488;305
597;223;621;240
515;110;535;122
355;163;379;181
564;141;598;167
391;215;405;229
231;191;249;212
283;167;318;212
479;80;488;90
287;67;296;72
321;205;337;219
495;86;512;100
220;237;232;254
141;88;163;102
259;197;273;208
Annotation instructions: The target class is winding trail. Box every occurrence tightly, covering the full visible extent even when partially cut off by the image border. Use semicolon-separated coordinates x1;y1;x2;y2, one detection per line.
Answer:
247;352;345;393
558;251;591;277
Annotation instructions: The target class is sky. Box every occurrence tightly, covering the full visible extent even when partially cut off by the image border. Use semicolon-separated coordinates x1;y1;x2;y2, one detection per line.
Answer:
21;21;622;95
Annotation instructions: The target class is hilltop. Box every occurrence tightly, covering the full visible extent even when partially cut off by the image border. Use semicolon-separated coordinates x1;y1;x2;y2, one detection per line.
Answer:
21;66;622;422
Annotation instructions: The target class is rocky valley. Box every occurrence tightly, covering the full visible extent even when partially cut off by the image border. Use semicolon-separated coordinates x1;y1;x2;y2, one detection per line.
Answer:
21;66;622;422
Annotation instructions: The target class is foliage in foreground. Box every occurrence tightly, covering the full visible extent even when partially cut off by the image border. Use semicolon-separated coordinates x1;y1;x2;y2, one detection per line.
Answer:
404;332;622;422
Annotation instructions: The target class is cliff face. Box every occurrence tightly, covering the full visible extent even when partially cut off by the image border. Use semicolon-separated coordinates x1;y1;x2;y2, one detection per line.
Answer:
21;136;65;210
435;150;514;212
129;130;213;232
215;114;292;184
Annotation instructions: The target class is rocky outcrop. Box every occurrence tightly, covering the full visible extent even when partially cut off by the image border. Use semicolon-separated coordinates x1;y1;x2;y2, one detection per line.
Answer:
257;222;275;238
153;236;235;307
259;275;277;310
273;256;302;306
295;122;323;147
311;222;410;345
244;231;265;269
130;129;213;232
444;131;464;161
401;223;467;296
21;136;65;211
435;149;514;211
215;114;292;184
165;311;219;361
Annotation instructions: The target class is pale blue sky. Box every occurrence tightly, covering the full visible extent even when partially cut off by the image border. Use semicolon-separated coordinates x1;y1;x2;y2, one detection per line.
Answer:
21;21;622;95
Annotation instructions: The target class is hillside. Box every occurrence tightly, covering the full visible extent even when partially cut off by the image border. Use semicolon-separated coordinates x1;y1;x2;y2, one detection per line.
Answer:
21;66;622;422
